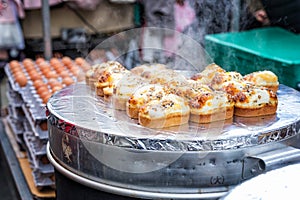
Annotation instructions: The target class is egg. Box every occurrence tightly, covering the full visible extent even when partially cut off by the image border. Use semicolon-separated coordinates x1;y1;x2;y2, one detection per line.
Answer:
47;78;62;89
42;93;52;104
28;70;42;81
15;74;28;87
22;58;33;66
62;56;72;66
59;71;70;78
45;71;58;79
9;60;20;69
37;85;50;96
24;64;35;72
54;65;64;74
50;57;60;66
38;90;50;100
40;66;51;76
35;57;45;65
33;79;47;89
11;66;22;74
70;66;80;76
38;62;50;69
13;71;25;79
51;85;63;94
75;57;85;66
62;77;74;86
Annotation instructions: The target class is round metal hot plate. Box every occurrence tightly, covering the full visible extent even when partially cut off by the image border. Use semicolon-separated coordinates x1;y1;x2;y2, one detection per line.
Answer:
47;84;300;199
47;84;300;151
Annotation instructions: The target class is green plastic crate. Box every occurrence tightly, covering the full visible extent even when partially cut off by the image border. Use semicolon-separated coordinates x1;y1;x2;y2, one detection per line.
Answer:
205;27;300;89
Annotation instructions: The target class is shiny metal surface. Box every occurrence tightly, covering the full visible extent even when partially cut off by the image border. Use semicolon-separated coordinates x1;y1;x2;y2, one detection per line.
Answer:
47;83;300;151
47;143;230;199
47;84;300;198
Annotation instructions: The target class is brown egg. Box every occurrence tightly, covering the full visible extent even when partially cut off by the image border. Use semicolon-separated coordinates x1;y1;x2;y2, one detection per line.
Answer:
23;59;34;69
24;64;35;72
59;71;70;78
47;78;62;88
35;57;45;65
39;90;50;99
70;66;80;76
33;79;47;89
40;66;51;76
9;60;20;69
11;66;22;74
62;77;74;86
42;93;52;104
75;57;85;66
62;56;72;66
28;70;42;81
45;71;58;79
50;57;60;66
15;74;28;87
22;58;33;65
51;85;63;94
54;65;64;74
13;71;25;79
37;85;50;96
38;61;50;69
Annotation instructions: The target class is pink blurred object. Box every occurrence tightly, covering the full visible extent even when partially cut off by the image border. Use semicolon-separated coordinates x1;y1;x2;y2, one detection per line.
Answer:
0;0;24;22
23;0;62;10
164;1;195;57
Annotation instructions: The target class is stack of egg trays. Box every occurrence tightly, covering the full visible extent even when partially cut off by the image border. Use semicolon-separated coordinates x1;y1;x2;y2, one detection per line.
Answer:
20;79;49;141
5;64;55;190
5;79;27;151
23;131;55;190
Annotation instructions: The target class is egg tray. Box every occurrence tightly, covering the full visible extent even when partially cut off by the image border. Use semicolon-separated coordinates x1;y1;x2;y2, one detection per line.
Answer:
4;65;24;92
5;65;47;118
5;63;76;141
23;131;53;173
6;115;27;151
22;104;48;140
32;170;55;190
6;82;23;107
7;105;25;123
6;115;24;135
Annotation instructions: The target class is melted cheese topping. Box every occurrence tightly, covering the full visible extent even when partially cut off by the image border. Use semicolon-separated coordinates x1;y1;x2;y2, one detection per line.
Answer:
244;70;279;86
189;91;232;115
191;63;226;83
103;72;126;96
211;71;244;90
235;87;277;108
114;73;148;98
140;94;190;118
128;84;166;107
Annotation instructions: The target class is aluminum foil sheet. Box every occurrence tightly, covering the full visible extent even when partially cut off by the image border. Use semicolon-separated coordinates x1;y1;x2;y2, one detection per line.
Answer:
47;83;300;151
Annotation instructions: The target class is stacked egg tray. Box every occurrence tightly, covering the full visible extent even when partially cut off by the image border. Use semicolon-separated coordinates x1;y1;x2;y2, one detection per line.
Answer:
5;57;90;190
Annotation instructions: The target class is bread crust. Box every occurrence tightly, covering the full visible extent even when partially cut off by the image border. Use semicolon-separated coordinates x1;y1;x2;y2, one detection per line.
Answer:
95;86;105;96
139;113;190;128
126;105;139;119
234;104;277;117
190;106;234;124
265;85;279;93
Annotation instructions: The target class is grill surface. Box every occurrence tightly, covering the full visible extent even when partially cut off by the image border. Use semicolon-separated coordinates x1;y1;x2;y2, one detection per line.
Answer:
47;84;300;199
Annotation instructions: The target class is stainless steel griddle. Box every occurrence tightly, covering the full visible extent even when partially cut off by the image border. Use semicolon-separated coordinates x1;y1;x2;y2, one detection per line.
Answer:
47;83;300;199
